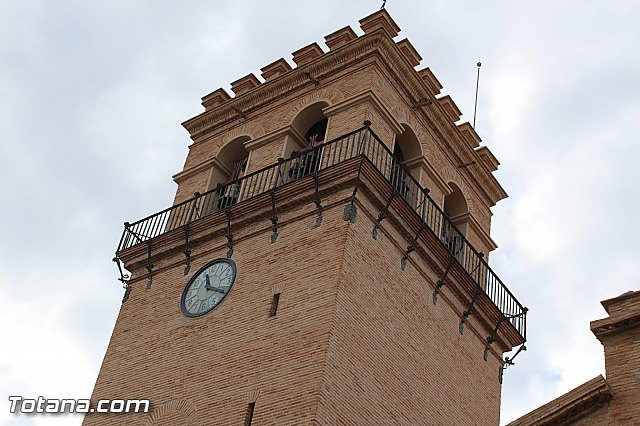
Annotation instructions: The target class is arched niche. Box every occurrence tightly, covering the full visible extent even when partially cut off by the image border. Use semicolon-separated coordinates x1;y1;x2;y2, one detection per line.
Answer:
440;182;470;260
284;101;329;158
208;136;250;190
204;136;250;211
444;182;469;237
390;124;423;204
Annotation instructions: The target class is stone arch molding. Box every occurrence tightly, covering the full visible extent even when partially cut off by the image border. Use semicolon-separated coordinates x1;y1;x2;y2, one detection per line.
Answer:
391;105;433;159
284;87;346;127
222;121;265;145
439;166;476;216
145;399;197;426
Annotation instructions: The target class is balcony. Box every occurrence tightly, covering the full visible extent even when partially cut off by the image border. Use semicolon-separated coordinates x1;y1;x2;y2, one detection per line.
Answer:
116;124;527;345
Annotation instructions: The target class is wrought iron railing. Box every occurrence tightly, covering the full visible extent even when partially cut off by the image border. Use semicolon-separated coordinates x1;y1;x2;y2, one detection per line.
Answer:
117;125;526;340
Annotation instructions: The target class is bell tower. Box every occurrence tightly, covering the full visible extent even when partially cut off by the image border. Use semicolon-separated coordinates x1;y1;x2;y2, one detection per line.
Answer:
85;10;527;426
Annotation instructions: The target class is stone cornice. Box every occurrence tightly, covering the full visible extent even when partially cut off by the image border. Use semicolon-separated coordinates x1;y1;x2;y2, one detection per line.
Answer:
468;213;498;252
173;156;230;185
243;126;291;151
404;156;449;197
323;90;404;135
591;310;640;342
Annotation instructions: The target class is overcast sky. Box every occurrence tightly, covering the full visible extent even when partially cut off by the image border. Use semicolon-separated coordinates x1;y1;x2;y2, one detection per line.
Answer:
1;1;639;425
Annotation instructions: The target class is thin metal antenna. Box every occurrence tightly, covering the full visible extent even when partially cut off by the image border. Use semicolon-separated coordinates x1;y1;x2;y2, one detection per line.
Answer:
473;60;482;128
381;0;387;9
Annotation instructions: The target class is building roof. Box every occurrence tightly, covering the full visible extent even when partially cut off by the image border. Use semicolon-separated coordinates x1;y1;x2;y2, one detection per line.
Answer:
506;375;611;426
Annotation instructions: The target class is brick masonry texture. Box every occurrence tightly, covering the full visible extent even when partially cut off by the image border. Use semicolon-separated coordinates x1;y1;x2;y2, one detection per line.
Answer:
87;9;516;426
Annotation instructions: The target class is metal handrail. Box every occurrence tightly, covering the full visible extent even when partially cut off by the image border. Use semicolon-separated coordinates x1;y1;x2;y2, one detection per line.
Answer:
116;125;526;340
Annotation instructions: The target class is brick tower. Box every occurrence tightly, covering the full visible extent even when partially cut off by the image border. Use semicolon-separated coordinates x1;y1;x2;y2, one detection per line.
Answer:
85;10;527;426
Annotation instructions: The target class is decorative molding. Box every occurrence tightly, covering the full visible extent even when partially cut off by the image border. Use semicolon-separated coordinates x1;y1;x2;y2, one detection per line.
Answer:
404;156;449;197
244;127;291;151
173;156;230;185
323;90;403;135
467;213;498;252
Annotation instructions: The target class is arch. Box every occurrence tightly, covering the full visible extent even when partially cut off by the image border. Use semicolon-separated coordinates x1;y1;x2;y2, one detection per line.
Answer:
444;182;468;218
216;135;251;171
145;399;197;426
290;101;330;142
205;135;250;211
389;124;423;205
394;123;423;162
438;166;476;216
444;182;470;238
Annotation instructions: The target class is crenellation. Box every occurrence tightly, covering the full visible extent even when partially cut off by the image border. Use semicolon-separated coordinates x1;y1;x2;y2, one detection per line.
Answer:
417;67;442;96
359;9;401;39
396;38;422;68
458;122;481;149
260;58;292;81
324;26;358;50
230;73;262;96
475;146;500;172
437;94;462;123
201;88;231;111
291;42;325;67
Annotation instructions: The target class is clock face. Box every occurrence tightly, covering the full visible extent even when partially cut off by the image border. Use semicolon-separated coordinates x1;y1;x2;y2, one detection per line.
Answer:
180;258;237;317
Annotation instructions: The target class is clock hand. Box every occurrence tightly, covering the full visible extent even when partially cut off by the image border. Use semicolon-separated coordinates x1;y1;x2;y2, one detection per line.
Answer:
204;274;225;293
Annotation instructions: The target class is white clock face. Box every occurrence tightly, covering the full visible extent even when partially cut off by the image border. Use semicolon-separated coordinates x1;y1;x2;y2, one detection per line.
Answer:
180;259;236;317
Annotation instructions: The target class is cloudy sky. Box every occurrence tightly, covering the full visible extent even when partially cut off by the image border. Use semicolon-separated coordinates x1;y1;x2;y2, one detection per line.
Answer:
1;1;638;425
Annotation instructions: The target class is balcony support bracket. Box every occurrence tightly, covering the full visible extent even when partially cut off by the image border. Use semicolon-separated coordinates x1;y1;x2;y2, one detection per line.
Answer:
113;256;131;303
499;343;527;384
225;208;234;258
484;315;507;361
313;172;323;228
433;255;455;305
343;158;363;223
372;191;397;240
459;287;483;334
145;240;154;290
270;189;279;243
401;222;427;271
183;225;192;276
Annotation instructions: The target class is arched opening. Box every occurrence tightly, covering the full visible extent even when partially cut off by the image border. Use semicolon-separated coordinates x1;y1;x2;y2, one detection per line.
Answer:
394;124;422;164
390;125;422;203
286;102;329;179
206;136;250;211
442;183;469;258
